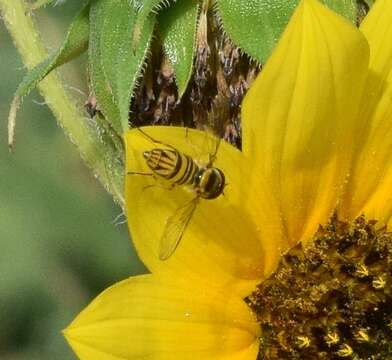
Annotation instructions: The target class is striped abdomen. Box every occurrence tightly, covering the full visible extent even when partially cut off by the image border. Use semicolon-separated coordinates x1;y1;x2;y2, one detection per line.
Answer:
143;148;199;186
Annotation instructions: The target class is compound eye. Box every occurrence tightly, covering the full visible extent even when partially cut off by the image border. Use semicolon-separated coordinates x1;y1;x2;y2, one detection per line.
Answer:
199;168;224;199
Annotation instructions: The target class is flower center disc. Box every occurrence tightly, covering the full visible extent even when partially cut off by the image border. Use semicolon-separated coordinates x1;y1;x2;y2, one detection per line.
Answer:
247;216;392;359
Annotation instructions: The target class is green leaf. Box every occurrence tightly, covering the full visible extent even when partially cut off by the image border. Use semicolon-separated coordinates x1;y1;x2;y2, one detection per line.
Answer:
88;1;121;133
28;0;66;11
324;0;357;23
159;0;199;97
131;0;167;47
8;2;90;149
89;0;155;132
216;0;358;64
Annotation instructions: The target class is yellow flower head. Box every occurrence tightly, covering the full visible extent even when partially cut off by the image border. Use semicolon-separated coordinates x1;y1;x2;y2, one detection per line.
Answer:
64;0;392;358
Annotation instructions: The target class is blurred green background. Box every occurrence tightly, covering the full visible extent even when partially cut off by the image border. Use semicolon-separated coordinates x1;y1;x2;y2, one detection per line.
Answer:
0;3;144;359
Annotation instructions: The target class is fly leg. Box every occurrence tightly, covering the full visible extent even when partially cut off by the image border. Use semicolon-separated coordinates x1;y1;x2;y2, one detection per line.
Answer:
136;127;177;151
127;171;169;191
142;183;176;192
127;171;154;176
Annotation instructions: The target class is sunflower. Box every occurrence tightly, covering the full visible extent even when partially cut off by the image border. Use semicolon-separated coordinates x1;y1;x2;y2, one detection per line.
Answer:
64;0;392;358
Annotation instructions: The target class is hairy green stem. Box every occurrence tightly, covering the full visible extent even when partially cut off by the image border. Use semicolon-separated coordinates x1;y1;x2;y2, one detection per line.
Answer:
0;0;125;207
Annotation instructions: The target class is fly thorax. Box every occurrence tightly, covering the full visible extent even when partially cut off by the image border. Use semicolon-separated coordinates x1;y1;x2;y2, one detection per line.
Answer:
195;167;225;199
246;216;392;359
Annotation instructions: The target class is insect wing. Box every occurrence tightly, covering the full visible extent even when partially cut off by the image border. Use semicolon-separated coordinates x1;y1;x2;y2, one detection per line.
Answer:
159;197;199;260
186;128;221;167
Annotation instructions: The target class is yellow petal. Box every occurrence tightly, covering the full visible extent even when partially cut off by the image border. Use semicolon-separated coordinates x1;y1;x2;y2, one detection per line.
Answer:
124;127;270;296
360;178;392;226
339;0;392;225
220;343;259;360
65;339;259;360
241;0;369;249
64;275;259;360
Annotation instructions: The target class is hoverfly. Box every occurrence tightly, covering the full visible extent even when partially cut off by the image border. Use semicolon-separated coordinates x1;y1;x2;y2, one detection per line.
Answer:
134;129;225;261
